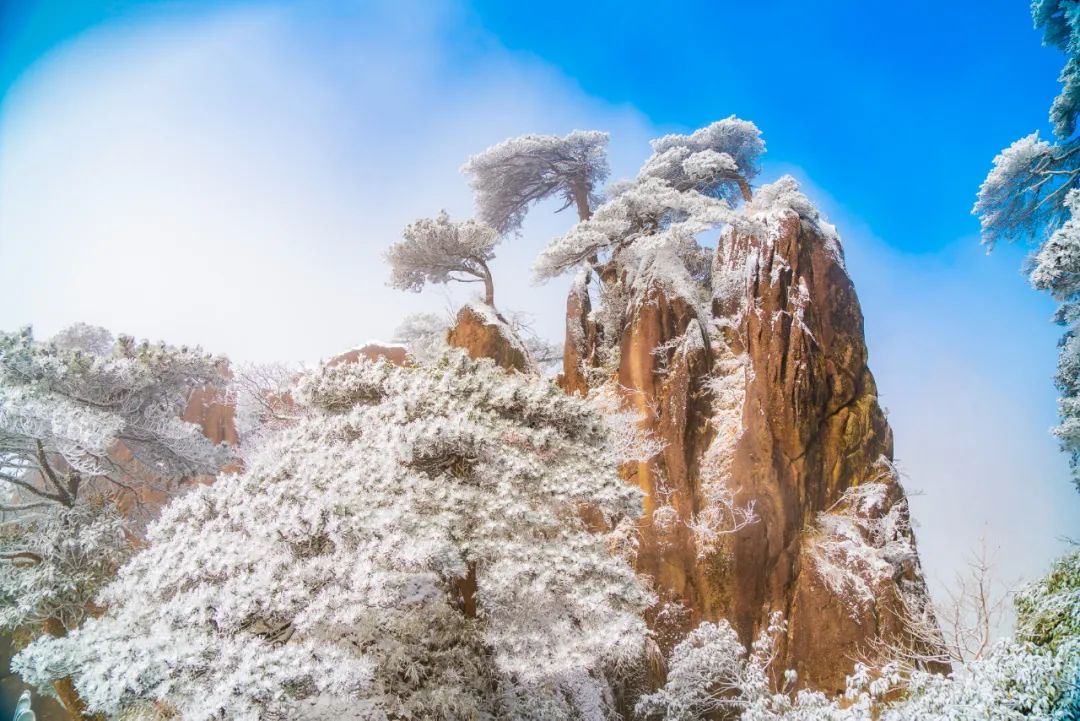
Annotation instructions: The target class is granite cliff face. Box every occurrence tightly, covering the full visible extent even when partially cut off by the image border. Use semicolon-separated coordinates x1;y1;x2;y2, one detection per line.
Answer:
562;191;933;692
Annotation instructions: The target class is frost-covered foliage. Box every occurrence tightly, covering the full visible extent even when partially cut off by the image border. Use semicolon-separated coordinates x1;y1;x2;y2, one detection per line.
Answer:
16;353;655;721
1034;0;1080;139
806;470;919;619
0;327;229;496
986;167;1080;489
635;613;788;721
0;326;230;636
392;312;451;365
1015;550;1080;656
50;323;115;357
463;130;610;233
227;361;305;460
974;2;1080;492
1025;189;1080;491
973;132;1066;249
639;117;765;204
386;211;500;305
587;384;667;470
975;1;1080;246
0;501;130;633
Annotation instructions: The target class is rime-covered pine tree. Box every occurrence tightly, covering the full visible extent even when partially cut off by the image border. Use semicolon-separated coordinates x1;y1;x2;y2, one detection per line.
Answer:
462;130;610;233
639;116;765;204
386;211;500;306
529;117;765;395
15;353;657;721
0;325;230;720
534;117;764;285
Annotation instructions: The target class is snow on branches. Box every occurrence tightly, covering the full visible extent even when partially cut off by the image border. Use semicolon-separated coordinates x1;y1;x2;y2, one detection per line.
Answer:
463;130;610;233
974;133;1064;249
387;211;500;306
0;326;231;634
16;353;654;721
635;613;789;721
640;117;765;204
805;462;919;619
0;501;130;633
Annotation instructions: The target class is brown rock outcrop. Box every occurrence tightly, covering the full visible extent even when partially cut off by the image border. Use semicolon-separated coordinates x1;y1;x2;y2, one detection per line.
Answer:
328;344;409;367
712;209;928;691
560;271;600;395
569;199;934;692
182;387;240;447
447;304;529;372
618;287;716;637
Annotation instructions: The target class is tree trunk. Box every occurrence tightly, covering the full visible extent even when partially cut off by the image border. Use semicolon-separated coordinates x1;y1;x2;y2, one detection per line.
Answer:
568;181;605;279
482;273;495;307
454;562;478;619
571;180;592;222
42;618;100;721
735;174;752;204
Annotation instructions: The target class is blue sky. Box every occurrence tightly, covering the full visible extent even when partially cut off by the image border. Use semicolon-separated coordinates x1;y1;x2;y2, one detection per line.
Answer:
473;0;1071;254
1;0;1077;613
0;1;1064;252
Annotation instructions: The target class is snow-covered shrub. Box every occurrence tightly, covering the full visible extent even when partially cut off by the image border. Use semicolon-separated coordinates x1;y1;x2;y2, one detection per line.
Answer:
16;352;655;721
802;461;924;625
635;613;788;721
1016;550;1080;654
49;323;116;357
392;312;451;365
0;327;230;634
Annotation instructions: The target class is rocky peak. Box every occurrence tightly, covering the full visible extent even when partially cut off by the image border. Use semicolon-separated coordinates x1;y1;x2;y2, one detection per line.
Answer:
565;181;936;692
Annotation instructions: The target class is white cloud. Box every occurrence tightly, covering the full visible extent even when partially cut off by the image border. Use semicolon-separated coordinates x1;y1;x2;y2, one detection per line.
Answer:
0;0;655;362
